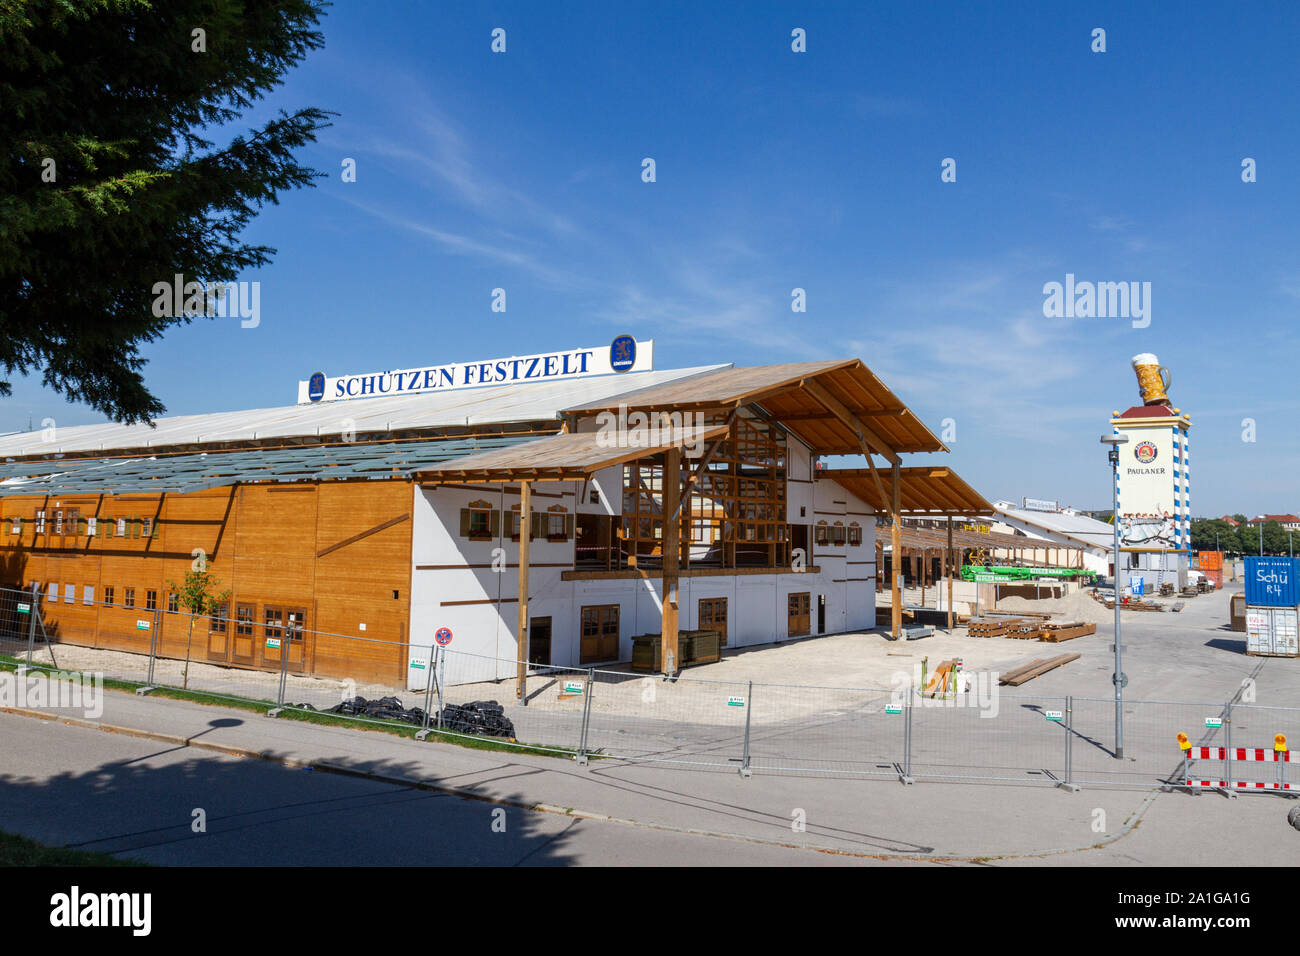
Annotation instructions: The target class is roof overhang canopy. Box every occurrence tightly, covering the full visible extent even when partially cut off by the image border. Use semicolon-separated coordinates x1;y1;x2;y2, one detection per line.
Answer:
563;359;945;460
888;523;1083;555
823;466;994;516
0;436;534;496
414;424;731;483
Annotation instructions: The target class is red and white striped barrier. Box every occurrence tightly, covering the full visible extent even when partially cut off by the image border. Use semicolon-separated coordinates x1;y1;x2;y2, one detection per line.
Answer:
1184;778;1294;791
1180;741;1293;792
1187;746;1293;763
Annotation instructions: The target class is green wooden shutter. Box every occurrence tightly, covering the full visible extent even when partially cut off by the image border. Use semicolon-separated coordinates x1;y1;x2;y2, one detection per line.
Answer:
459;508;471;536
565;514;575;539
489;509;500;537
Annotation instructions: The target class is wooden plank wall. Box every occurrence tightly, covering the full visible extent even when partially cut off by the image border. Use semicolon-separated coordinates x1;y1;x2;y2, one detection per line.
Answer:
0;481;414;685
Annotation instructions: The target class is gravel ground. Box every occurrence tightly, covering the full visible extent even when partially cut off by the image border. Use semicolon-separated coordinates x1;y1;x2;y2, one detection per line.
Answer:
5;585;1272;730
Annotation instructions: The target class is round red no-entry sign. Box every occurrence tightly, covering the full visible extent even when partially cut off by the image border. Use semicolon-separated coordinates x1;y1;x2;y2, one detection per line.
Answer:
435;627;453;646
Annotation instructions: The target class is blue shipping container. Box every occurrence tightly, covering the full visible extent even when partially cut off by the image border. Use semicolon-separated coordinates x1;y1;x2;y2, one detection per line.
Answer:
1244;556;1300;607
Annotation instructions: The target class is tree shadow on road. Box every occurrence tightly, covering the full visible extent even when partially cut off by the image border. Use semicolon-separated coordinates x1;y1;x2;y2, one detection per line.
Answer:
0;726;581;867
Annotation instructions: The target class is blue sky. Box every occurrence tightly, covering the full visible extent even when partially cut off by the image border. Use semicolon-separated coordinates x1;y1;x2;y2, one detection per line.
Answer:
9;0;1300;515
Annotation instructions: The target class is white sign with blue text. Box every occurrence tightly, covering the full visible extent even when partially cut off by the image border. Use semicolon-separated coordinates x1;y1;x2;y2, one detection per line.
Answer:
296;337;652;404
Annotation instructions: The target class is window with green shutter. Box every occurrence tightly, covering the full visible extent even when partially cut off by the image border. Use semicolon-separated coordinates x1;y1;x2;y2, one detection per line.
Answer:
461;500;495;540
510;508;551;541
545;508;573;541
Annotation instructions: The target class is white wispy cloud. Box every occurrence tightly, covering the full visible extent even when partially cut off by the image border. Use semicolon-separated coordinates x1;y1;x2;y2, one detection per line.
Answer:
332;192;593;291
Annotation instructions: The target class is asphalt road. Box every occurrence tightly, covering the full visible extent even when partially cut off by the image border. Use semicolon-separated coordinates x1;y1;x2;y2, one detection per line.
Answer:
0;713;913;866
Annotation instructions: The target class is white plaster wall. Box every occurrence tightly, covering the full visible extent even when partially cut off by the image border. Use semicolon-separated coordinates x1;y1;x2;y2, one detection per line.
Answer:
406;466;882;689
576;464;621;516
409;483;579;688
786;437;814;521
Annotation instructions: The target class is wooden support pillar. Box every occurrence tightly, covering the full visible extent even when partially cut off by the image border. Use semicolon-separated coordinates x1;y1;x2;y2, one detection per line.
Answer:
516;480;530;699
661;447;681;675
921;548;926;607
890;462;902;640
946;516;954;632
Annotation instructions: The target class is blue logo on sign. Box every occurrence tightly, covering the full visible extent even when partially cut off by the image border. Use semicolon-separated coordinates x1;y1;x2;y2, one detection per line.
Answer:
308;372;326;402
610;335;636;373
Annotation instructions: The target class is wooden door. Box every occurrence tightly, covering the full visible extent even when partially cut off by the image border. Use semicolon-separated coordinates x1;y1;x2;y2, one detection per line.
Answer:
787;592;810;637
699;597;728;646
284;608;308;670
232;603;256;665
260;606;285;669
580;605;619;664
206;603;231;662
260;605;309;672
529;617;552;666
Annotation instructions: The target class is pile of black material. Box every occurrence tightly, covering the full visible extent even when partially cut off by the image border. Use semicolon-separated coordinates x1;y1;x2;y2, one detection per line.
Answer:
325;695;427;725
439;700;515;738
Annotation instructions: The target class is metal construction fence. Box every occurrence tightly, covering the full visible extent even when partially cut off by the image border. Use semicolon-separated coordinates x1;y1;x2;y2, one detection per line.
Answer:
2;584;1299;793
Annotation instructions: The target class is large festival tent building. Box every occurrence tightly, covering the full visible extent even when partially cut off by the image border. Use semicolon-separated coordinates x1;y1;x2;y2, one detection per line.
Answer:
0;339;990;688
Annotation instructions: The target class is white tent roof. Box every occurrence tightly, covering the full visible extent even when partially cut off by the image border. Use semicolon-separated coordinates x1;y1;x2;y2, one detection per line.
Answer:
0;364;727;458
994;503;1115;552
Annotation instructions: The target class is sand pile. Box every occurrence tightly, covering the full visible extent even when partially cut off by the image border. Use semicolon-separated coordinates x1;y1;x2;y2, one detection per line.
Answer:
995;590;1113;625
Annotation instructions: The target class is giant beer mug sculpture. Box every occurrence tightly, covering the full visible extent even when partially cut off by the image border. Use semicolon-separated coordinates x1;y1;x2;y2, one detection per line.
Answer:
1131;353;1171;405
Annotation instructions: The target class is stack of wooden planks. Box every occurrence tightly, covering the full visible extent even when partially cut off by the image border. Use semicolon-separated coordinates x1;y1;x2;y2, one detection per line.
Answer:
982;609;1053;621
1125;599;1164;611
1006;619;1047;639
1094;593;1164;611
1038;621;1097;642
999;653;1080;686
967;617;1097;642
969;616;1032;637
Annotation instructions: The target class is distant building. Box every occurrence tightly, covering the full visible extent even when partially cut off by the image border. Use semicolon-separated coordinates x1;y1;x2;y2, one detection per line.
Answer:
1247;514;1300;530
989;501;1116;577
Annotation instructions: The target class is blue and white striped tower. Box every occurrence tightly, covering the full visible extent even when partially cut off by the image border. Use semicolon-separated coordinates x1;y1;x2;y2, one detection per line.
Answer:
1110;355;1192;590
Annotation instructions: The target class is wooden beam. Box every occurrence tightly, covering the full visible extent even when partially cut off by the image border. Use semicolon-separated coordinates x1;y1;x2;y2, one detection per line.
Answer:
891;461;902;640
771;408;907;423
802;379;901;466
316;513;410;558
947;516;954;632
670;407;739;523
661;446;681;676
516;480;530;699
861;448;891;514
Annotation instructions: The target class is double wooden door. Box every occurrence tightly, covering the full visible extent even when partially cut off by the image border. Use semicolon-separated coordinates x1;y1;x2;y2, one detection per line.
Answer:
699;597;728;646
207;602;308;672
206;603;253;666
580;605;619;664
260;606;308;671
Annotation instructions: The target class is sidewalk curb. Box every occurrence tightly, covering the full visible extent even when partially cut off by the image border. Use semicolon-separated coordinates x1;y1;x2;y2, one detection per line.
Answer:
0;703;1157;864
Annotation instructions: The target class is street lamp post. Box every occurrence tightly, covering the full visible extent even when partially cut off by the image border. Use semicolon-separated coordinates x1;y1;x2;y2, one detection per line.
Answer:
1101;435;1129;760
